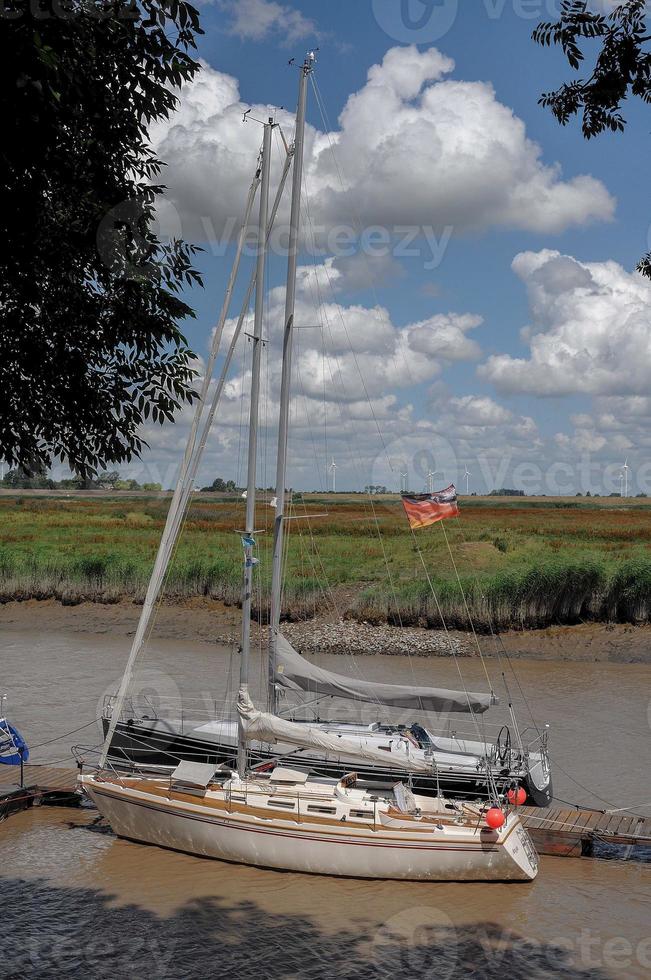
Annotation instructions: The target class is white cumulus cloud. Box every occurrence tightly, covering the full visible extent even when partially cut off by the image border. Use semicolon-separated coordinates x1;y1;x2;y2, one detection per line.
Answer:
480;250;651;397
150;46;615;244
218;0;317;43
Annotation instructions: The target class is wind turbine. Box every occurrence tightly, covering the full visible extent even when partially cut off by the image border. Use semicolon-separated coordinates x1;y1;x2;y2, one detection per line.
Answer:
618;471;625;497
463;465;471;495
621;458;629;498
427;469;442;494
400;471;408;493
329;457;337;494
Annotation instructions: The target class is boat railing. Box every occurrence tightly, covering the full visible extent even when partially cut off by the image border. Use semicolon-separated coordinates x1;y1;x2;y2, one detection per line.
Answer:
100;694;551;772
102;693;236;731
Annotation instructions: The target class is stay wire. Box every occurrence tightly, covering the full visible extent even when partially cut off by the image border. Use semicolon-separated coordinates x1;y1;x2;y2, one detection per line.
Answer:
438;519;495;696
297;179;417;695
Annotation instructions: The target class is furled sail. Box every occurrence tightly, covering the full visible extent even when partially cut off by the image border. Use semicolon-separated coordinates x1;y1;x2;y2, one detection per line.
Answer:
237;691;436;773
274;633;494;714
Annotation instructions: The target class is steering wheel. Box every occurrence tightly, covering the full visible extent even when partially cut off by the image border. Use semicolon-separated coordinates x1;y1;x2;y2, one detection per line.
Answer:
496;725;512;766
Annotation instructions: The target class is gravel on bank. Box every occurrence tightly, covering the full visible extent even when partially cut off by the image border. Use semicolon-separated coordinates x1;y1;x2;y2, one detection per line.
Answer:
281;621;467;658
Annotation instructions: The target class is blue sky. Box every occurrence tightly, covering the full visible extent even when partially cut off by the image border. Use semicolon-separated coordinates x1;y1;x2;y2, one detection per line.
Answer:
127;0;651;495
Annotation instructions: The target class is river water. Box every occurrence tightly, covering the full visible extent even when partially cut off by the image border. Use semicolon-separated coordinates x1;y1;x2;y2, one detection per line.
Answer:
1;624;650;979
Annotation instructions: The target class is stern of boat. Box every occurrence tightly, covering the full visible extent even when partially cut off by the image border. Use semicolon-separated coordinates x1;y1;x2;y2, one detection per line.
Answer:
498;813;539;880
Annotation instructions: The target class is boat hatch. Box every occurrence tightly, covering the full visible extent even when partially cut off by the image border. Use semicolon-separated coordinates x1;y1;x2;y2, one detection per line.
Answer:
171;761;221;789
270;767;309;784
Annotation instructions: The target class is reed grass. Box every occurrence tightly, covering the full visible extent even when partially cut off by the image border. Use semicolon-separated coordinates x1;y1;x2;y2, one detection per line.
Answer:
1;494;650;630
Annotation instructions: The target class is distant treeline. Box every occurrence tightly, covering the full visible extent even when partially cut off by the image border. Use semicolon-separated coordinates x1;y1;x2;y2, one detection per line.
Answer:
0;468;163;492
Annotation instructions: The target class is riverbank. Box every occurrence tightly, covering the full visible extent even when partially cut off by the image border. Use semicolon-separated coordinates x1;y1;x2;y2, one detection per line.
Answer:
1;597;649;662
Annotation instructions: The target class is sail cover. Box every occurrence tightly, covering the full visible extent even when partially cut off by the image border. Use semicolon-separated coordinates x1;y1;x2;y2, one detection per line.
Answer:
274;633;494;714
237;691;436;773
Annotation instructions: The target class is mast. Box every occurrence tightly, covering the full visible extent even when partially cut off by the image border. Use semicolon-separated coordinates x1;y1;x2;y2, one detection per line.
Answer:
99;157;262;769
237;118;273;777
268;54;313;713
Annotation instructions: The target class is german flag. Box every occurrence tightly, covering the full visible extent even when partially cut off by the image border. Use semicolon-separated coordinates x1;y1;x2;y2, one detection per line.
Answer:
401;485;459;529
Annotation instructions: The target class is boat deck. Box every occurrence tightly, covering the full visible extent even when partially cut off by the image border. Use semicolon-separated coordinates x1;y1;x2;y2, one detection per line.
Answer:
1;765;649;860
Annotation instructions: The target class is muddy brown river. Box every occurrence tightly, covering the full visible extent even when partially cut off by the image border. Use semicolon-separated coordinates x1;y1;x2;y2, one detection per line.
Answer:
1;621;650;979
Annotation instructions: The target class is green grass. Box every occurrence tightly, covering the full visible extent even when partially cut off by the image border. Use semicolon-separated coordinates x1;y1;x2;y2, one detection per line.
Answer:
1;493;651;630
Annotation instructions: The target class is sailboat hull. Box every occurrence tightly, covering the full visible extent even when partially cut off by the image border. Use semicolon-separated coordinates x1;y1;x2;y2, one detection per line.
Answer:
80;776;538;882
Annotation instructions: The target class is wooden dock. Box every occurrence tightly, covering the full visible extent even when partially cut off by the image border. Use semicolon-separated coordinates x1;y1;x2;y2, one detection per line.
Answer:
519;804;651;858
1;766;648;860
0;764;79;820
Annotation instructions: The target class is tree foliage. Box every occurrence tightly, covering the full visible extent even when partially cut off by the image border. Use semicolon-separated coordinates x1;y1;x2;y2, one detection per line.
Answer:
1;0;204;476
533;1;651;276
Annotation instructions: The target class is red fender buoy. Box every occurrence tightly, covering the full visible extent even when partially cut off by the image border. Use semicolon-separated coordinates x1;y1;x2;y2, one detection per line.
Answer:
485;807;506;829
507;787;527;806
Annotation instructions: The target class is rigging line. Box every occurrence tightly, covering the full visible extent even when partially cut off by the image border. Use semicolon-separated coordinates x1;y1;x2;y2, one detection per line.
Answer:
297;502;333;623
297;192;420;690
409;526;483;740
317;247;394;468
99;160;264;764
543;758;619;810
310;75;421;395
439;519;494;694
294;491;339;619
605;801;651;814
298;161;424;697
137;377;240;674
291;495;384;705
306;115;466;737
292;309;329;503
298;192;386;529
27;720;97;748
449;516;533;748
128;155;297;671
298;179;380;522
297;145;393;474
299;360;416;692
300;264;402;640
290;343;340;618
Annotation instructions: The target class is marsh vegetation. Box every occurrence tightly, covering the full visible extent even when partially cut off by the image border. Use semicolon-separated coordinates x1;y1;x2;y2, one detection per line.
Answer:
1;493;650;631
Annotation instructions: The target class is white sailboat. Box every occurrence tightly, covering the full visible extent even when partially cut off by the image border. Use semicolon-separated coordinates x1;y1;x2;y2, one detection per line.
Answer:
80;55;538;880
